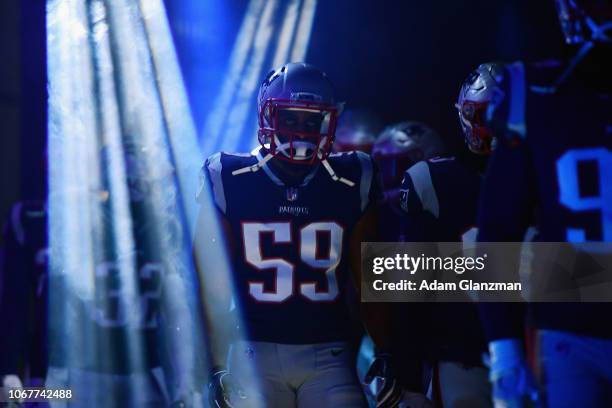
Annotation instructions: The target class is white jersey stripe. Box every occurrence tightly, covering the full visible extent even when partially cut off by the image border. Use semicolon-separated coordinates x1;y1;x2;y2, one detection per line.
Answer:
407;161;440;218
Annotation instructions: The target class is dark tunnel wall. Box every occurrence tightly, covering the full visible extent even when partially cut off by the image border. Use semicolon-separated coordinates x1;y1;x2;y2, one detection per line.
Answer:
303;0;563;153
0;0;21;244
0;0;567;236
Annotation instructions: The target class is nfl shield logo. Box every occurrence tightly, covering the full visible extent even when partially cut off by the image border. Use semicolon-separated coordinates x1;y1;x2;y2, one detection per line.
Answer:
286;187;299;202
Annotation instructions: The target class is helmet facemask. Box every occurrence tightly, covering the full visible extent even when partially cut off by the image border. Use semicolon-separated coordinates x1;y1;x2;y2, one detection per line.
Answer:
457;100;493;155
258;99;339;165
455;63;505;156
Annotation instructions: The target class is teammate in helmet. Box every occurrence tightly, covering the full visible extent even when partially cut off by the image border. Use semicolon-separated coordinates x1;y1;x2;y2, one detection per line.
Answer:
196;62;386;408
0;143;196;407
332;109;382;154
360;122;446;408
394;66;507;407
477;1;612;406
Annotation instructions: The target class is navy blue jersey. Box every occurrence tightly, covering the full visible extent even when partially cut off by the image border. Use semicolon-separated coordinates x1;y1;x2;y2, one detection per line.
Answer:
400;157;481;242
478;59;612;339
0;201;48;378
399;157;487;365
200;150;379;344
377;200;405;242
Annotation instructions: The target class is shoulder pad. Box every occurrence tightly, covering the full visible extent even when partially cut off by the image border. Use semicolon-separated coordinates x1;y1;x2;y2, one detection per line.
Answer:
405;161;439;218
198;152;227;213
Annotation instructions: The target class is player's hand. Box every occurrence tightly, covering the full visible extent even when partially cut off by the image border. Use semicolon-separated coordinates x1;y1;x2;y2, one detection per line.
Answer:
364;353;403;408
208;367;246;408
1;374;24;408
487;339;541;408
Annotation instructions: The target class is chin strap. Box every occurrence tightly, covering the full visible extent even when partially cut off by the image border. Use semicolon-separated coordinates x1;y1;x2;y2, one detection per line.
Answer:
232;152;274;175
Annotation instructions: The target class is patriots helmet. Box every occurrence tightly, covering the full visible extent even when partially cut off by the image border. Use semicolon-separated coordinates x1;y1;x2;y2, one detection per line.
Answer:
456;62;505;155
257;62;343;164
332;109;382;154
372;121;445;190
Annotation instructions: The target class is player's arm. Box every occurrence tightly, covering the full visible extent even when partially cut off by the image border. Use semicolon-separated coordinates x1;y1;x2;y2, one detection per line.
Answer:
192;208;237;369
477;62;539;405
349;153;404;407
193;205;247;408
192;154;246;408
477;62;534;341
349;153;393;350
348;204;394;349
350;205;405;408
158;259;206;405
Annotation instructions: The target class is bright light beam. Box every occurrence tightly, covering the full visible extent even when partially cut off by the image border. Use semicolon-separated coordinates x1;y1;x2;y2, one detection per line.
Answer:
290;0;317;63
138;0;201;229
221;0;278;153
48;0;205;403
271;0;301;69
201;0;266;156
248;0;319;151
48;0;265;403
47;0;101;374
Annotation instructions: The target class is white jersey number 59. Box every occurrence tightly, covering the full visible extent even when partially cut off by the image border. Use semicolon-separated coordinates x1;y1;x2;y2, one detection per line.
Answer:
242;222;343;303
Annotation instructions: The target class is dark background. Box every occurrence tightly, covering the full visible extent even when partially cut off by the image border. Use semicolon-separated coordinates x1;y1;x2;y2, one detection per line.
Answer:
0;0;564;242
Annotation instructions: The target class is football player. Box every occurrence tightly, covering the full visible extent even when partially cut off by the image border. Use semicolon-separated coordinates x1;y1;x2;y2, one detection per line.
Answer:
195;62;390;408
396;66;505;407
0;143;198;407
477;1;612;406
357;121;446;408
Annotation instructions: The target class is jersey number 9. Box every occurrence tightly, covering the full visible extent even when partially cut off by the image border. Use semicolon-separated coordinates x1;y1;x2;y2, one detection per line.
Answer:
557;148;611;242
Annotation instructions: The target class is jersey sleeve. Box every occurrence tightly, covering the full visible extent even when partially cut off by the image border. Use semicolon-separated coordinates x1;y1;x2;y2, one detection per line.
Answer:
196;152;227;215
